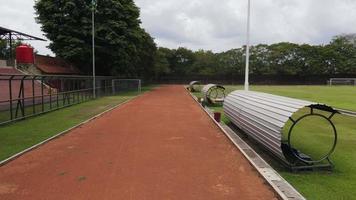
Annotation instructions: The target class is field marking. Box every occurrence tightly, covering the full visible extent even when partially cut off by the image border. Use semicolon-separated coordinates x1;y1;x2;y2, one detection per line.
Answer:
336;108;356;117
0;92;147;167
186;88;306;200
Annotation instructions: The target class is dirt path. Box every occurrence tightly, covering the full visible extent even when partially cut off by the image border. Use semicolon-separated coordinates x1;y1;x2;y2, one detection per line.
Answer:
0;85;277;200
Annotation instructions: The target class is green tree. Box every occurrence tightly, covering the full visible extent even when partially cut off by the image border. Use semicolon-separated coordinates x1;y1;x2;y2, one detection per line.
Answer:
249;44;271;75
34;0;156;77
216;48;244;76
169;47;195;75
0;39;7;59
191;50;218;75
153;47;171;78
295;44;324;75
0;39;24;60
268;42;302;75
324;35;356;74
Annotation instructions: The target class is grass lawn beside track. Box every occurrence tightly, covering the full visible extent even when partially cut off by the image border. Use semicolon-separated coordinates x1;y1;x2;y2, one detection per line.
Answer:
0;94;94;123
0;86;154;162
232;85;356;111
192;85;356;200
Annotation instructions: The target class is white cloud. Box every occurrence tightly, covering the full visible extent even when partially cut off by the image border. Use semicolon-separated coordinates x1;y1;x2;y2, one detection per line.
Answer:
1;0;356;55
136;0;356;51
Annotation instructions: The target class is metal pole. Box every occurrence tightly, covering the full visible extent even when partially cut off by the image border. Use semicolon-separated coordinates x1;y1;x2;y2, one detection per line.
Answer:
244;0;251;91
41;77;44;112
139;79;141;93
9;32;13;66
9;76;13;120
92;0;96;98
32;77;35;114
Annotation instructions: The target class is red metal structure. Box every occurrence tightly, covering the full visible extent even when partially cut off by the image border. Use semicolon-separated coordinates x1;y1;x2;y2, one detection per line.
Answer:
16;45;34;64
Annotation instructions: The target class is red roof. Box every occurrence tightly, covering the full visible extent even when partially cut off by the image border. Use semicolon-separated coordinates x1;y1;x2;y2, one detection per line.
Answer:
35;55;80;75
36;64;80;74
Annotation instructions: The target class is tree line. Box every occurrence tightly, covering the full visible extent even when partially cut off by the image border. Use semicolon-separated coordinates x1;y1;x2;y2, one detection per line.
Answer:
153;34;356;79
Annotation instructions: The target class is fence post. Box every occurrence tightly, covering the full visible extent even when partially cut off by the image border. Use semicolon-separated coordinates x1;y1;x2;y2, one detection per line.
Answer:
49;77;52;110
139;79;141;93
32;76;36;114
41;77;44;112
9;76;14;120
112;79;115;95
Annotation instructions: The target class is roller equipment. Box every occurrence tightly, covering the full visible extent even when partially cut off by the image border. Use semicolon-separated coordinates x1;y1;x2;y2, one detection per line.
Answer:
202;84;226;104
224;90;338;171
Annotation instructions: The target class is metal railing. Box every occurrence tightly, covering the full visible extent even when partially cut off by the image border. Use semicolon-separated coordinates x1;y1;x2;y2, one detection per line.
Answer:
0;74;137;125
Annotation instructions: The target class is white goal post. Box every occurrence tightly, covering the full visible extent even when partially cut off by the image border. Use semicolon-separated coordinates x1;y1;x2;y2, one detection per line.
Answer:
111;79;142;94
328;78;356;86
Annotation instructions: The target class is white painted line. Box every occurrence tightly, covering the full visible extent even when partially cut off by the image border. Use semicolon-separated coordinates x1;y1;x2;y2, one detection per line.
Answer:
186;88;306;200
0;92;148;167
336;108;356;117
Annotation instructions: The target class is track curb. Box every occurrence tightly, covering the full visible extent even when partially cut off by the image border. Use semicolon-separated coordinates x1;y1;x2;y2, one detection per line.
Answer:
0;92;148;167
186;88;306;200
336;108;356;117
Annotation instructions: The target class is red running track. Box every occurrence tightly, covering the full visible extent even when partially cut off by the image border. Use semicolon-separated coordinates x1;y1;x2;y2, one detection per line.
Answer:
0;85;277;200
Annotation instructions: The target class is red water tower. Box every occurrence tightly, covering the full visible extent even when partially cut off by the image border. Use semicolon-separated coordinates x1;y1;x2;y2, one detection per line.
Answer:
16;44;34;64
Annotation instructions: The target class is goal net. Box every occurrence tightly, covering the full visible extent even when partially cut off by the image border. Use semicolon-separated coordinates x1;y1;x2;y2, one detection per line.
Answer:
111;79;142;94
328;78;356;86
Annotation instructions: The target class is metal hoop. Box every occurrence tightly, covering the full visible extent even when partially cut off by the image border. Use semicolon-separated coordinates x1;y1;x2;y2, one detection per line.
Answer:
287;112;337;164
189;81;201;92
207;87;225;103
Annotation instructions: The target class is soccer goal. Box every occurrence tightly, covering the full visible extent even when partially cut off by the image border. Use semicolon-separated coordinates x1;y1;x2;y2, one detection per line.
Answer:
111;79;142;94
328;78;356;86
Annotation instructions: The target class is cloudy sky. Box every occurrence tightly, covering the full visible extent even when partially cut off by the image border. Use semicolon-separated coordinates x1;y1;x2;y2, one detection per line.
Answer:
1;0;356;55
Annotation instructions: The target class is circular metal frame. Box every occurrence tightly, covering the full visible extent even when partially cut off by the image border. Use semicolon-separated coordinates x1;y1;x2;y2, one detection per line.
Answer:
287;112;338;164
207;87;225;100
189;81;201;92
206;86;225;104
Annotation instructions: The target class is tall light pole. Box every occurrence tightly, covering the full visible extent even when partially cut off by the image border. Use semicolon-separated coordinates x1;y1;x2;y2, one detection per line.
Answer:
244;0;251;91
92;0;96;98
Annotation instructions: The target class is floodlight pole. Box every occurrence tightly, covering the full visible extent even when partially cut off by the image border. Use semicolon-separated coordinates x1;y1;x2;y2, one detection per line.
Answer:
92;0;96;98
244;0;251;91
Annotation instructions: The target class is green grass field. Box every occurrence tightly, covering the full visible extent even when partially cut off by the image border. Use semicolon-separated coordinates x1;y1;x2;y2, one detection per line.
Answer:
0;86;154;162
193;85;356;200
